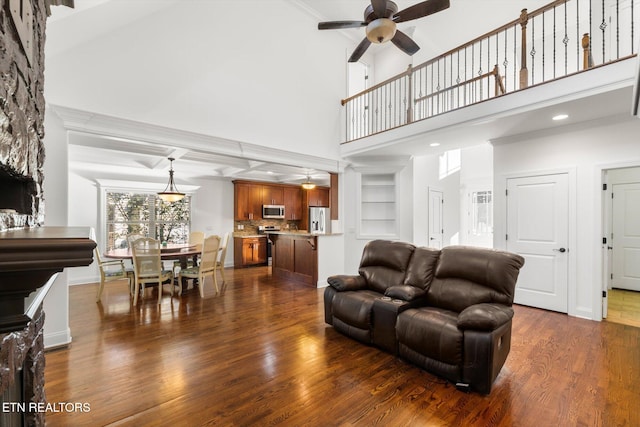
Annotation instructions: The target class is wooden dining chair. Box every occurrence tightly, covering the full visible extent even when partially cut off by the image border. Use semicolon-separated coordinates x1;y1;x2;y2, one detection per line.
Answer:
216;232;230;287
95;247;134;302
173;230;205;278
179;235;221;297
131;237;174;305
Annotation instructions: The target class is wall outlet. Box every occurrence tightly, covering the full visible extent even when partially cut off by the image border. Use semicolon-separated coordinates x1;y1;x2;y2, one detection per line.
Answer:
237;224;244;230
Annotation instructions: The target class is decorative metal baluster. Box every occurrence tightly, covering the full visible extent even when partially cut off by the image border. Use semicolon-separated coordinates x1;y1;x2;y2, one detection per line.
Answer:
531;16;536;85
503;28;508;92
616;0;620;59
456;50;461;109
543;10;546;82
553;5;557;79
513;24;517;89
563;0;569;75
576;0;579;72
601;0;607;63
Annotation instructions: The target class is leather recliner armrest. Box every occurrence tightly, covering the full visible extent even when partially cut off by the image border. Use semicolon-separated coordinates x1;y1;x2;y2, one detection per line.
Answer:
327;275;367;291
384;285;427;302
457;303;514;331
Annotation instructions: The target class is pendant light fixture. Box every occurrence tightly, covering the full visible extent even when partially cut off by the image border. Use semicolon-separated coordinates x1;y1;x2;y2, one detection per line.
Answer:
301;174;316;190
157;157;185;202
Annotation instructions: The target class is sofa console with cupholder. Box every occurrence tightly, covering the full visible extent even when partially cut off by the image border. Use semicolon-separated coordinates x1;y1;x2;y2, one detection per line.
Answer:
324;240;524;394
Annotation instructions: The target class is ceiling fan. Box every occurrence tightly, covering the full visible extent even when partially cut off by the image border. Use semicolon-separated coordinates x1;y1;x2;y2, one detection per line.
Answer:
318;0;450;63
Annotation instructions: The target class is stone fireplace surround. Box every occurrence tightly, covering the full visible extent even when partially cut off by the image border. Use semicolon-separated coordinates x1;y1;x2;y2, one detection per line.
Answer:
1;0;94;425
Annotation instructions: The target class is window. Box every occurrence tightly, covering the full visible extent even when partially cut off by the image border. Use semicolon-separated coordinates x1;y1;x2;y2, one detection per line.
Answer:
470;190;493;236
105;191;191;250
439;149;461;179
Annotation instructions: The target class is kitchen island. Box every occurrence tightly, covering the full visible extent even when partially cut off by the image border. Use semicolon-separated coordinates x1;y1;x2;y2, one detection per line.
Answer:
266;231;343;288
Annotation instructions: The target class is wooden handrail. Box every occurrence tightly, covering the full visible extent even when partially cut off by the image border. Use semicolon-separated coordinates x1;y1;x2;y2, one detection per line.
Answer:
341;65;412;106
414;68;499;103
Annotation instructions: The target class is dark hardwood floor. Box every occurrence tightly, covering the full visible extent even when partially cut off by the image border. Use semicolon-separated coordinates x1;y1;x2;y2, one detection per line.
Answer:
44;267;640;426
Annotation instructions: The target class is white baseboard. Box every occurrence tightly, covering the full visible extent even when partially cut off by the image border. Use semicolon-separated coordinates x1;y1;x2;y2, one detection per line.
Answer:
44;328;72;349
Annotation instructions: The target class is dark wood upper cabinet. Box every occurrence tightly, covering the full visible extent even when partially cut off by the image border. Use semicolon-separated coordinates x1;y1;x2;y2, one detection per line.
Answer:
306;187;330;207
234;183;263;220
262;185;284;206
283;186;302;220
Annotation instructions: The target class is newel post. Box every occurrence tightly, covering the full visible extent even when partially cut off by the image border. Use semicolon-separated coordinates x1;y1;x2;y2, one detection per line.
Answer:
519;9;529;89
582;33;592;69
406;64;413;124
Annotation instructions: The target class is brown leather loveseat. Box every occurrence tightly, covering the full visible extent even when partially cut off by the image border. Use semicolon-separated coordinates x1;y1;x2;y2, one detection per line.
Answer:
324;240;524;394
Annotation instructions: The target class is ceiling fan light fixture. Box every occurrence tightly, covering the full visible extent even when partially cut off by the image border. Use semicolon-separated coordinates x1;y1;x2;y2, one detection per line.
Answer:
366;18;397;44
157;157;185;203
301;175;316;190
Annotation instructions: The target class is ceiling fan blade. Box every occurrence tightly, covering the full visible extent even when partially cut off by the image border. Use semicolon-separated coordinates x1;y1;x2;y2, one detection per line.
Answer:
348;38;372;63
391;30;420;56
318;20;367;30
393;0;450;23
371;0;388;18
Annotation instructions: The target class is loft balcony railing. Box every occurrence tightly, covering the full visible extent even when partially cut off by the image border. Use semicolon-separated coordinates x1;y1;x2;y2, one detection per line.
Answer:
342;0;639;142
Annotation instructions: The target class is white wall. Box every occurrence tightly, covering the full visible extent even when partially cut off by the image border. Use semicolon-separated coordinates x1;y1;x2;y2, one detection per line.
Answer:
493;115;640;320
45;0;352;161
42;108;72;348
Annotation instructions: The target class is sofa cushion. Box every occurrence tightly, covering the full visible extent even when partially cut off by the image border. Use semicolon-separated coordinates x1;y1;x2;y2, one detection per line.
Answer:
396;307;463;367
328;274;367;291
458;303;514;331
332;289;381;331
403;247;440;290
384;285;427;301
427;246;525;312
358;240;415;293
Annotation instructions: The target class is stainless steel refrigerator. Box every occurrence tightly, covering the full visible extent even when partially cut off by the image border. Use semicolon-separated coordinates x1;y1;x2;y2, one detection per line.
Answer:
309;207;331;234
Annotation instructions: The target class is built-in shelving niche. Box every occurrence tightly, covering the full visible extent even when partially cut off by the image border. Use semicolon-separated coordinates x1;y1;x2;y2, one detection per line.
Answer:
357;172;399;239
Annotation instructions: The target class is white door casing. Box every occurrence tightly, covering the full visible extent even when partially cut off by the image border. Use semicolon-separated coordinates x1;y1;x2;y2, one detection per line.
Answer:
506;173;569;313
428;188;443;249
611;182;640;291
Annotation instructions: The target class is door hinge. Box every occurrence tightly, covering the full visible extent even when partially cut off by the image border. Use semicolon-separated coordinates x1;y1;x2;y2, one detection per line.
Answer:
603;183;607;191
612;192;614;199
603;290;607;298
505;189;508;196
611;273;614;279
505;234;508;241
603;237;607;244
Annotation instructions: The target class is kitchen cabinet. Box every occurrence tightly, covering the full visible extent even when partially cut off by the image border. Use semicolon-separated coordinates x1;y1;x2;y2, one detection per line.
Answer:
234;183;262;220
283;187;302;220
269;233;317;286
262;185;284;205
306;187;330;207
234;236;267;267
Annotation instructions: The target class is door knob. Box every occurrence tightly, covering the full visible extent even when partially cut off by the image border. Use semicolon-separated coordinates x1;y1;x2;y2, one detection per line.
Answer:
553;248;567;253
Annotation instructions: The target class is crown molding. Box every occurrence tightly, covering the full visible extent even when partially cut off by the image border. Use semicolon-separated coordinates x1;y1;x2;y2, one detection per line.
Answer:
48;104;341;174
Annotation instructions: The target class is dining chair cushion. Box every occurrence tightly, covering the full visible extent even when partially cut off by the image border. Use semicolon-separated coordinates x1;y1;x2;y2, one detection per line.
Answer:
181;266;200;276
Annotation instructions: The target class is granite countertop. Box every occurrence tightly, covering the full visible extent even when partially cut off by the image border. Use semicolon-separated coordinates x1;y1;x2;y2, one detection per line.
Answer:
265;230;342;237
233;234;266;238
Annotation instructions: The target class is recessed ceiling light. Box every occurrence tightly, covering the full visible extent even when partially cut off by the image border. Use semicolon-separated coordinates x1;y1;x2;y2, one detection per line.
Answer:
552;114;569;121
430;142;440;147
267;171;274;174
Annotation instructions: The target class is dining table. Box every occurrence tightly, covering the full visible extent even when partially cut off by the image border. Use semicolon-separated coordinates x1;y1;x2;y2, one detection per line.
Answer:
103;243;201;270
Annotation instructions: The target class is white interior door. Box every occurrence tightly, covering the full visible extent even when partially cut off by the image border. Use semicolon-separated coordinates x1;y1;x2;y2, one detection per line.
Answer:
506;173;569;313
611;182;640;291
428;188;443;249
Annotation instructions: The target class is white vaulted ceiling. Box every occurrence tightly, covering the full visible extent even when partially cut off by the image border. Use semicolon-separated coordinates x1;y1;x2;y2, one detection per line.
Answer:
45;0;635;186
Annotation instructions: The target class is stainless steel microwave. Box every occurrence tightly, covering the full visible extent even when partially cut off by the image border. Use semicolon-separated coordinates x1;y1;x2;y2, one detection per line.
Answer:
263;205;285;219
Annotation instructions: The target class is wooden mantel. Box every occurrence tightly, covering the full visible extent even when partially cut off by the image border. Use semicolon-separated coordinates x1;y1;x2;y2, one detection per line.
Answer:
0;226;96;333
